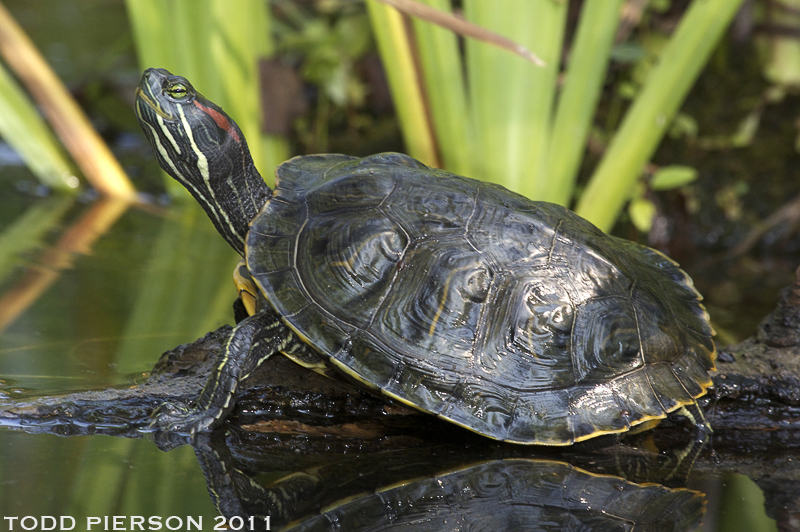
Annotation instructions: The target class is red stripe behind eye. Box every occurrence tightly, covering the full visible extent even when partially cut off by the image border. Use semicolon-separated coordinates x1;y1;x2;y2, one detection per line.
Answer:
194;100;241;143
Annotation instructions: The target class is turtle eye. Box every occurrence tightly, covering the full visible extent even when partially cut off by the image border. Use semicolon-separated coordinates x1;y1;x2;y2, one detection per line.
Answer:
166;82;189;100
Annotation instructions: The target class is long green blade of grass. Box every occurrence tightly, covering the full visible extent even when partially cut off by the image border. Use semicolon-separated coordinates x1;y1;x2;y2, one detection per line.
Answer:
208;0;278;181
365;0;439;167
575;0;746;231
0;62;76;191
539;0;624;206
464;0;567;192
411;0;473;176
124;0;177;76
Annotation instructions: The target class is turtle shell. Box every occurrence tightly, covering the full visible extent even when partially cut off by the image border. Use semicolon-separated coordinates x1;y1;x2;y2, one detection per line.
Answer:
247;153;715;445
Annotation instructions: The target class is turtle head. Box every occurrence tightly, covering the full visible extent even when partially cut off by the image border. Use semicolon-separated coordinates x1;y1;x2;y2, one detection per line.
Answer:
135;68;271;256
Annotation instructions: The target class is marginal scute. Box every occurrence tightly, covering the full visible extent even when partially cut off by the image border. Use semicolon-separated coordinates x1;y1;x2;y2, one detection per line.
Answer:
568;382;631;439
647;362;695;411
613;370;669;422
671;352;713;396
510;388;573;444
248;152;716;444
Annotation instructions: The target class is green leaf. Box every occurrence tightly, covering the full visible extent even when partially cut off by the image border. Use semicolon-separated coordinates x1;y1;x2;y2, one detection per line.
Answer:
465;0;567;192
0;62;76;191
365;0;438;166
651;165;698;190
628;197;656;233
411;0;473;176
538;0;624;205
575;0;746;231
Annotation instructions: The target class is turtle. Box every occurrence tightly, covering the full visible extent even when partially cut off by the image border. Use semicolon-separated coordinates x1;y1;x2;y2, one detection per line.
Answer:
134;68;716;445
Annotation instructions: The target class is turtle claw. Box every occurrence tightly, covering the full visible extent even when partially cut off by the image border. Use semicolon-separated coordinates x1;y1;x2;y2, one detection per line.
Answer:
150;402;218;436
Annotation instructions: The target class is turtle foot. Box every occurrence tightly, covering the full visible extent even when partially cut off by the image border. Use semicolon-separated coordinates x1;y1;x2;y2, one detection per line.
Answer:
150;401;220;436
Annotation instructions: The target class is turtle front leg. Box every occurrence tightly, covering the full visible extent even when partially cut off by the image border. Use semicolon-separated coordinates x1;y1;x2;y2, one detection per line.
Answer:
151;309;295;436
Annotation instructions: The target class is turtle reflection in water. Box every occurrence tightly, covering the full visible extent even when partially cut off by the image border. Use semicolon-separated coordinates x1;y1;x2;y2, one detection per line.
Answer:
194;441;705;532
134;68;716;445
283;460;704;532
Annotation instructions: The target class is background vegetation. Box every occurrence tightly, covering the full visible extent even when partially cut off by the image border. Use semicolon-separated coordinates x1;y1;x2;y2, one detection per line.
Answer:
1;0;752;230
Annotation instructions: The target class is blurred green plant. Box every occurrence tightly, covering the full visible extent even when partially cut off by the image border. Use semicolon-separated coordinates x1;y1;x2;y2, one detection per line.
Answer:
275;0;372;108
762;0;800;87
272;0;373;152
628;165;699;233
0;1;134;197
367;0;745;232
0;62;76;192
